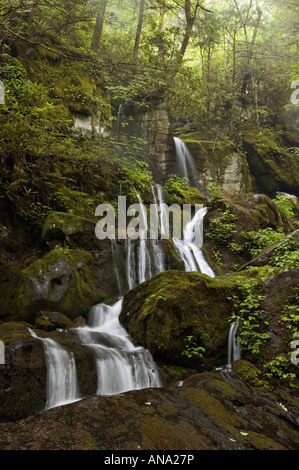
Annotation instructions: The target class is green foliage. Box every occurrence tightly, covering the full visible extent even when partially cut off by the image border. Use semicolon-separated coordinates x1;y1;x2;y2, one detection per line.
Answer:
274;195;295;219
246;228;285;258
281;288;299;339
264;356;296;380
228;268;275;356
115;155;153;203
163;175;189;195
206;209;237;244
271;241;299;270
182;336;205;359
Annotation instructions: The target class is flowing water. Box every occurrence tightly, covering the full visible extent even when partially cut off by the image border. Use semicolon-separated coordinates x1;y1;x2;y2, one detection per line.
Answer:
76;299;161;395
173;207;215;278
28;141;238;410
28;329;82;409
227;321;241;367
174;136;199;186
125;190;166;289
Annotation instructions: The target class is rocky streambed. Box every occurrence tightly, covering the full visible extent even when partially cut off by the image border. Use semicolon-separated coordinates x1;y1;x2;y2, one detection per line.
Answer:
0;361;298;451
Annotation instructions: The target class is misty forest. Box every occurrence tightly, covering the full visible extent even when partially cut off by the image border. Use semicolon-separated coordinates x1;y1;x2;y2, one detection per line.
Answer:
0;0;299;452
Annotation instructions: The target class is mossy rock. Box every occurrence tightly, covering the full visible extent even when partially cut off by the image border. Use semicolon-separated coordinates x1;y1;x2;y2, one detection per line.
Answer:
243;130;299;197
10;248;106;324
203;192;287;273
35;311;73;331
120;270;236;369
42;211;99;250
20;44;111;120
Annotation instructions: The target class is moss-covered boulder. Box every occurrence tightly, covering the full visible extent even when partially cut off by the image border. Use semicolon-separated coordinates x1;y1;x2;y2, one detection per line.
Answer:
9;248;106;324
242;129;299;197
35;311;73;331
41;212;99;250
203;191;289;274
120;270;236;369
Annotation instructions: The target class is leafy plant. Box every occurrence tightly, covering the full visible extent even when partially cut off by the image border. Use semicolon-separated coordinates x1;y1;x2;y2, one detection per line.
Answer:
182;336;205;359
228;271;271;356
274;194;295;219
246;227;285;258
206;209;237;244
264;356;296;380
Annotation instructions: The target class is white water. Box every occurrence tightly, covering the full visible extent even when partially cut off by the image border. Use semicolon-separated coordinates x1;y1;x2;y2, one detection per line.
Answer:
29;144;221;409
28;328;81;410
76;299;161;395
173;207;215;278
174;137;198;186
227;321;241;367
126;191;166;289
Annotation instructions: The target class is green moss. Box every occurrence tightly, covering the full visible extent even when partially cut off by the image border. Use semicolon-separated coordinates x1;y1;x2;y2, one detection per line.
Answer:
0;322;33;344
12;248;105;323
243;129;299;196
181;387;237;428
208;378;241;398
120;270;237;368
20;46;111;119
233;360;270;388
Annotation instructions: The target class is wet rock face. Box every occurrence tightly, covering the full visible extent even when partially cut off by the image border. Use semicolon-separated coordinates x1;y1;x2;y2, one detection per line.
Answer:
0;364;298;450
169;130;252;196
120;102;173;182
0;322;47;422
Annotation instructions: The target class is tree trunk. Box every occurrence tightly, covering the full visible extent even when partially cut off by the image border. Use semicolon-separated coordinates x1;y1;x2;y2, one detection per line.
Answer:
134;0;146;57
180;0;196;57
91;0;108;52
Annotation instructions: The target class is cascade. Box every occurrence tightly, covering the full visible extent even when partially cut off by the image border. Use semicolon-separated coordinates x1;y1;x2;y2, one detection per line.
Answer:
76;299;161;395
115;104;123;134
28;329;81;410
173;207;215;278
29;147;220;409
125;190;166;289
156;183;168;236
174;137;198;186
227;321;241;367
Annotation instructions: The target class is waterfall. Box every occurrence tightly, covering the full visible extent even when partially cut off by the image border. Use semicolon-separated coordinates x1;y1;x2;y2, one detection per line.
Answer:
174;137;198;186
126;192;166;289
115;104;123;134
173;207;215;278
76;299;161;395
227;321;241;367
156;183;168;236
28;329;81;410
28;157;219;409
